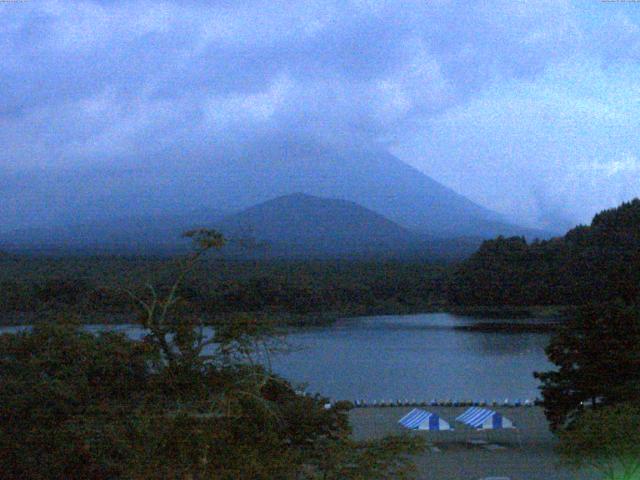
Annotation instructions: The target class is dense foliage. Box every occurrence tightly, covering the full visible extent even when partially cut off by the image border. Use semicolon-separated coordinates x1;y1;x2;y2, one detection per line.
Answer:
447;199;640;306
0;321;152;479
534;303;640;431
0;231;425;479
558;403;640;480
0;257;446;325
535;301;640;479
0;321;425;479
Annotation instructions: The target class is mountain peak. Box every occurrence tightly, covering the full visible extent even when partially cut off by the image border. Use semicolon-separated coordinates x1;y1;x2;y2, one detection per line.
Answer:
216;193;418;257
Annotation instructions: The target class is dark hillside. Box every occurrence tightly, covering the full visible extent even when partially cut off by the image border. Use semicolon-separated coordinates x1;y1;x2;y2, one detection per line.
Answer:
446;199;640;306
215;193;419;257
4;138;552;241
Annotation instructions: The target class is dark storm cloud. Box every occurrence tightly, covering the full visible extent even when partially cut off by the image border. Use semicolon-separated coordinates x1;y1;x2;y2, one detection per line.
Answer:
1;0;640;229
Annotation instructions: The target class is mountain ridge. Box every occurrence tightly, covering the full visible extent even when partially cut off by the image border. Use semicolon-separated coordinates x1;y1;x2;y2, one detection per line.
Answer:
1;137;556;240
214;192;420;258
0;193;484;260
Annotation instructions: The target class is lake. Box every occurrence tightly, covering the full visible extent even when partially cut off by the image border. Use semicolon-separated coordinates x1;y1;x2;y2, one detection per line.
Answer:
271;313;553;402
0;313;554;402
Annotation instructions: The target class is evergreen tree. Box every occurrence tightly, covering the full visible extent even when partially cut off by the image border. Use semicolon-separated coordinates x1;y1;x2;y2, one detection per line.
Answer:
534;303;640;430
447;198;640;307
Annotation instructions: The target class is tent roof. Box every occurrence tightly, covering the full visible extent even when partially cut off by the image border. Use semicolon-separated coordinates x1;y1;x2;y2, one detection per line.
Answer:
456;407;514;429
398;408;446;430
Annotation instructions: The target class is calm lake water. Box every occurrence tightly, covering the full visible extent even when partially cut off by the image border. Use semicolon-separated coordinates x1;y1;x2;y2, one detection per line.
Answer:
0;313;553;402
271;313;553;402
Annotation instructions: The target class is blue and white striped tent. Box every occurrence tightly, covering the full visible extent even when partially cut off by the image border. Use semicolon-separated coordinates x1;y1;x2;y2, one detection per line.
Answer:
398;409;452;431
455;407;515;430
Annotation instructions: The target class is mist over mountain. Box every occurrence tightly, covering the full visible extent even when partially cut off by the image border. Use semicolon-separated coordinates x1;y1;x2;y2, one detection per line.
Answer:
169;137;547;239
0;136;550;250
2;137;553;245
2;1;639;246
0;209;225;255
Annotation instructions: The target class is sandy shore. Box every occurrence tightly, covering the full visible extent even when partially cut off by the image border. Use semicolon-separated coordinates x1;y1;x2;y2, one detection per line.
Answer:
349;406;597;480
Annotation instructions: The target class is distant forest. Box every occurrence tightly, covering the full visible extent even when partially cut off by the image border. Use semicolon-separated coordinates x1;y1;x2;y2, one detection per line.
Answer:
447;199;640;307
1;199;638;325
0;257;446;325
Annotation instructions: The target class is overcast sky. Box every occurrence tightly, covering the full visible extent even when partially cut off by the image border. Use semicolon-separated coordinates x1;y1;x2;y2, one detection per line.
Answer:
2;0;640;230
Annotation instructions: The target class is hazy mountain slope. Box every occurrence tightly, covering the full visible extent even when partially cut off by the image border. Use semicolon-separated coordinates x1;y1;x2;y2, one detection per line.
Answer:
1;137;553;239
228;139;552;238
215;193;421;257
0;209;226;255
189;138;522;238
0;192;485;260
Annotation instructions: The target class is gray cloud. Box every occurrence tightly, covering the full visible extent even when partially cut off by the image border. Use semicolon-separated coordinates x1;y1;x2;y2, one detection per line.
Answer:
1;0;640;230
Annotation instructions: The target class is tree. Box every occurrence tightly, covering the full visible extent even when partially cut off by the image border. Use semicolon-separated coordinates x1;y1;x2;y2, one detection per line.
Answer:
558;403;640;480
0;319;154;479
125;229;427;479
0;229;426;479
534;303;640;430
445;236;534;306
446;199;640;308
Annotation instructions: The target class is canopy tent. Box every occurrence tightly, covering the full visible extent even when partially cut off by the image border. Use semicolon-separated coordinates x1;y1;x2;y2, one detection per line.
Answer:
398;408;452;431
455;407;515;430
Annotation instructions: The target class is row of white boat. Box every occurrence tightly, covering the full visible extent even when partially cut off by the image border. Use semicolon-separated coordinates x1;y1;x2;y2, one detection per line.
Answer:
350;398;538;408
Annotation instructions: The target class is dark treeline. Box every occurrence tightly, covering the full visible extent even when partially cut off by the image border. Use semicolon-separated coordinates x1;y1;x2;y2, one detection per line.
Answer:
446;199;640;307
3;198;638;323
0;257;446;324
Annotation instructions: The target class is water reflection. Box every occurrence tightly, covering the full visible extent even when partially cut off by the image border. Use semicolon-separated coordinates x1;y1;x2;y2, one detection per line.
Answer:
274;313;553;401
464;332;550;356
0;313;554;401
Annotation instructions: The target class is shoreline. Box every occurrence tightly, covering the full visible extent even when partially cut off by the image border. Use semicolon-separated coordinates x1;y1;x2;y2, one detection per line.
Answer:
345;399;542;408
349;406;597;480
0;305;569;328
445;305;571;320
